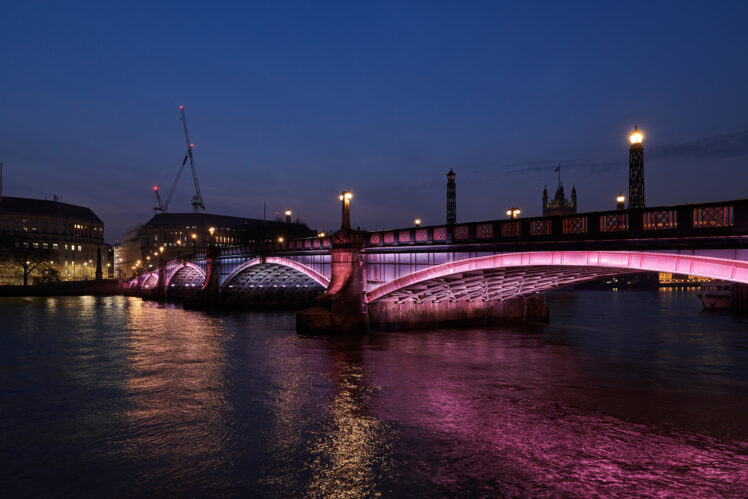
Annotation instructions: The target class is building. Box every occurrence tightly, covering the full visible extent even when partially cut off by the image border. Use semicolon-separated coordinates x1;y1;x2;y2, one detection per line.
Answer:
0;195;110;283
116;212;317;277
542;171;577;217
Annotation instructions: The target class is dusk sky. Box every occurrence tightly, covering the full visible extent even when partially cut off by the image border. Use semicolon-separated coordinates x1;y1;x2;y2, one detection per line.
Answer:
2;1;748;242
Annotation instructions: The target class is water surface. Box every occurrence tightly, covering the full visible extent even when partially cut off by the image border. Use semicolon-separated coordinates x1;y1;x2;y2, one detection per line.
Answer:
1;290;746;497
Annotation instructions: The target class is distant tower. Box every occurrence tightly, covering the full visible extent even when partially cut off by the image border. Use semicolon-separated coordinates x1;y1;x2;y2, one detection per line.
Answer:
446;169;456;225
628;125;645;208
542;168;577;217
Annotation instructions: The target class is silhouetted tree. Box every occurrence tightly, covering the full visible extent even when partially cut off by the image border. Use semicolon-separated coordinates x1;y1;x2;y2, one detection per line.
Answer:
0;238;59;286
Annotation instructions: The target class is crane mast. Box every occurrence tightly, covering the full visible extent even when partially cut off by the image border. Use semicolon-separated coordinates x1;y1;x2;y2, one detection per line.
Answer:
180;105;205;213
151;105;206;214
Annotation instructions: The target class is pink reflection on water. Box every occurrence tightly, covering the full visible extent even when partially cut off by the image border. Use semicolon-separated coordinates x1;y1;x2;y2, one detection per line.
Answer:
367;330;748;496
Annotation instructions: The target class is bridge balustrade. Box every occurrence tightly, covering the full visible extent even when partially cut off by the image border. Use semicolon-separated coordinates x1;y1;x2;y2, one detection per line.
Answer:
363;199;748;248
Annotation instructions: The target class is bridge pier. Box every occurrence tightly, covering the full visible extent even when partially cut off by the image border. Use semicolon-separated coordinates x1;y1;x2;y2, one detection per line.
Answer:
367;294;549;331
297;229;368;334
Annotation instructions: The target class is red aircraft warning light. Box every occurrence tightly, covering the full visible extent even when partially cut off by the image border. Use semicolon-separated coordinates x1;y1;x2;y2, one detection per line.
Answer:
153;186;158;191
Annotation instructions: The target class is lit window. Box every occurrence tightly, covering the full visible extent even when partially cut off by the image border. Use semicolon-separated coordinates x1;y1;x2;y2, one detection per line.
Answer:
78;245;82;251
53;244;58;250
33;242;39;248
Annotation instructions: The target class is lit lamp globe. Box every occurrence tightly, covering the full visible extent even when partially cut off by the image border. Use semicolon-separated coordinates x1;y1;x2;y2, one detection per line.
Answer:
629;126;644;145
616;193;626;210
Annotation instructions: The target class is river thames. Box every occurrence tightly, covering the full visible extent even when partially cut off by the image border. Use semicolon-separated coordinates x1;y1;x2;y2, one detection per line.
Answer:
1;290;747;497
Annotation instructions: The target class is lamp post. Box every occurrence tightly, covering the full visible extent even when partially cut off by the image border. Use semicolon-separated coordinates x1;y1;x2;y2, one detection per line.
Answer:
446;169;456;225
617;193;626;210
628;125;645;209
191;233;197;252
506;207;521;219
208;227;215;248
339;190;353;230
414;218;421;227
285;209;292;224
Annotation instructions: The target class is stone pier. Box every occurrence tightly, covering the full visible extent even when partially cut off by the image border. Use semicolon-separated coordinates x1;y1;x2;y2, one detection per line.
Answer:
367;294;549;331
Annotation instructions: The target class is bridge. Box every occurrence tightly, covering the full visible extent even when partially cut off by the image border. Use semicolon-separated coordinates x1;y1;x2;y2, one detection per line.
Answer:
127;197;748;330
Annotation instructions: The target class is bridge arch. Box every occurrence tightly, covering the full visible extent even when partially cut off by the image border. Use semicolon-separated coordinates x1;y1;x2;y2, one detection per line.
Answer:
365;251;748;304
141;272;159;290
165;262;207;290
220;256;330;292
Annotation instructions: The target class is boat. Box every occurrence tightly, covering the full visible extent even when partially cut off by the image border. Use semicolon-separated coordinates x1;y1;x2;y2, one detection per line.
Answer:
698;280;733;310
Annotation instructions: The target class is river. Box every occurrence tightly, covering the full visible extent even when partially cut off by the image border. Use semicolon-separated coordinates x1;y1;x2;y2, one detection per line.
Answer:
1;290;746;497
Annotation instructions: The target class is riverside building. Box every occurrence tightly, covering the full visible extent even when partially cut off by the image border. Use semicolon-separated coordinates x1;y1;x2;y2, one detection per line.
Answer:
0;195;110;283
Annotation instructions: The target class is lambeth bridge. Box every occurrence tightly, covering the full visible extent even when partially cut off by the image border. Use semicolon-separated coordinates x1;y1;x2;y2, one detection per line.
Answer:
128;199;748;330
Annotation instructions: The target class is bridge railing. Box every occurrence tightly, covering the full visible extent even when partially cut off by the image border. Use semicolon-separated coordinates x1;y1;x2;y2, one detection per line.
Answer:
364;199;748;248
218;236;333;256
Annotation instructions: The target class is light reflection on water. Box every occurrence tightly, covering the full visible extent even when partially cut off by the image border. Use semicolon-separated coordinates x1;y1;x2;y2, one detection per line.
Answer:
0;291;747;497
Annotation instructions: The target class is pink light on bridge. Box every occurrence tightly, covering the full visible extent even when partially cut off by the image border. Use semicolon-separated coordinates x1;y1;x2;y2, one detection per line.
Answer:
365;251;748;303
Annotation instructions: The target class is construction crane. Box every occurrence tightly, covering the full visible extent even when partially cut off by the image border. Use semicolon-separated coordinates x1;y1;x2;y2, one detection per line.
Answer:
152;105;206;214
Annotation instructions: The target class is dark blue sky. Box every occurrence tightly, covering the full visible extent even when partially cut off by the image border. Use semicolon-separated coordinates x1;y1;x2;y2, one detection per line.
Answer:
2;1;748;242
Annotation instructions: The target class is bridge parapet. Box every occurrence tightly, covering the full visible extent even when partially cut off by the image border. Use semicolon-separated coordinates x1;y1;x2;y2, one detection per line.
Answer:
364;199;747;249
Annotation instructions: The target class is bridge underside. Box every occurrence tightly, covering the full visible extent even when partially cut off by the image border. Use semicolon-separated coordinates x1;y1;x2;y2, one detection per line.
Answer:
366;265;643;330
167;265;207;295
371;265;639;304
222;263;325;306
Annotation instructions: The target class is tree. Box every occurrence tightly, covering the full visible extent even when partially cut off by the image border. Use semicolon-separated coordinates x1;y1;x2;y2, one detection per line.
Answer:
0;238;60;286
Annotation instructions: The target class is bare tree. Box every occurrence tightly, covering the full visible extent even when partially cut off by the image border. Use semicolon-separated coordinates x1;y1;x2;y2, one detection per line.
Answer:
0;239;60;286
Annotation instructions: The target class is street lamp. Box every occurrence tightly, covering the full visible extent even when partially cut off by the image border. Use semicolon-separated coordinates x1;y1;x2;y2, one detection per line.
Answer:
629;125;645;209
506;207;521;219
414;218;422;227
339;190;353;230
629;126;643;145
278;237;284;243
285;209;292;223
617;193;626;210
318;232;326;237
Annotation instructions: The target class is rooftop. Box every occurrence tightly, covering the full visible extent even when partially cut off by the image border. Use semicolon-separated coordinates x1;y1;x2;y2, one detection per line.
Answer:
0;196;103;224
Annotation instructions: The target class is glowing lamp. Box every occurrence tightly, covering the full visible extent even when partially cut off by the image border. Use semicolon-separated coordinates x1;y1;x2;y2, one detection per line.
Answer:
153;186;158;191
278;237;284;243
345;192;353;200
189;143;194;148
318;232;326;237
159;246;164;253
179;105;184;110
629;125;643;145
414;218;421;227
285;209;292;217
617;194;625;204
191;233;197;239
209;227;215;235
